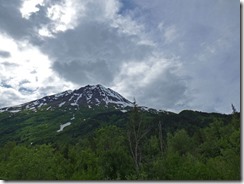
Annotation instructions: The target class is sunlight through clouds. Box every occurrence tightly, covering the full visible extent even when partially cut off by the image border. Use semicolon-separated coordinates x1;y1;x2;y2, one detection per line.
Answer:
0;34;75;107
20;0;44;19
0;0;240;113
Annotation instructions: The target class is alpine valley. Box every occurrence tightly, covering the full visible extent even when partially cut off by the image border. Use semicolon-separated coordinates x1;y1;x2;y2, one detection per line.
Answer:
0;84;240;180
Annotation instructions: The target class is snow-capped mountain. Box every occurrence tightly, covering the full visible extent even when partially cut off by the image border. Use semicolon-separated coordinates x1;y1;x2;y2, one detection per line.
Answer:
0;84;133;113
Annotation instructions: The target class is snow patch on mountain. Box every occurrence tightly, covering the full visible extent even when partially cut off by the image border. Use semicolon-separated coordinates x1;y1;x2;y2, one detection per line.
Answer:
74;93;82;105
0;84;135;113
9;110;21;113
57;122;71;132
38;103;44;108
59;102;66;107
55;90;72;98
70;116;75;120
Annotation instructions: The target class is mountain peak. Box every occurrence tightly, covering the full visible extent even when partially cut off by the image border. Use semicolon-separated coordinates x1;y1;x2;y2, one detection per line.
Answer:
0;84;133;113
74;84;132;107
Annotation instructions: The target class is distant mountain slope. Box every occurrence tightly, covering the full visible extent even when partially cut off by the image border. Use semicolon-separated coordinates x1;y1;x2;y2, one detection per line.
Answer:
0;84;137;145
0;84;134;113
0;84;233;147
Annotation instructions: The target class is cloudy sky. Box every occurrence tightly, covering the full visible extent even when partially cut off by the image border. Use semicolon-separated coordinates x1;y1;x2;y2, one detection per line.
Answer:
0;0;240;113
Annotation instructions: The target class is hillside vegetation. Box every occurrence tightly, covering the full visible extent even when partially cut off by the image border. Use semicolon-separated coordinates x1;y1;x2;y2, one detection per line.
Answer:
0;104;240;180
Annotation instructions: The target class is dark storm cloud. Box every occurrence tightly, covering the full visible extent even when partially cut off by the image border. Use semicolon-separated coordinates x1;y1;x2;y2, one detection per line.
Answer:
0;0;239;113
0;0;64;43
42;20;154;85
133;72;188;110
0;0;155;88
138;71;188;109
0;0;31;40
53;59;113;85
131;0;240;113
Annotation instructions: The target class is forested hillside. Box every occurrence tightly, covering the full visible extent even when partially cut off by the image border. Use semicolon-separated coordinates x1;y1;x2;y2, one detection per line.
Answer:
0;103;240;180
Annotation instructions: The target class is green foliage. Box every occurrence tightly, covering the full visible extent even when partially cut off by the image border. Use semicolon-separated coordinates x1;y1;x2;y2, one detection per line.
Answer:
0;107;240;180
0;144;68;180
167;129;195;156
69;147;102;180
94;125;133;179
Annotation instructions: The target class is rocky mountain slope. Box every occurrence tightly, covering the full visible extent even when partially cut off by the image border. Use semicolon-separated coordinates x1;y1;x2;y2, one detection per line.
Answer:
0;84;148;145
0;84;232;147
0;84;134;113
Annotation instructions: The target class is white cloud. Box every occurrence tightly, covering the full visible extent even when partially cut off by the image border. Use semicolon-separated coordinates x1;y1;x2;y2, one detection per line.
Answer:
112;55;186;110
0;34;76;107
20;0;44;19
45;0;81;32
0;0;239;114
0;35;50;86
36;0;155;87
131;0;240;113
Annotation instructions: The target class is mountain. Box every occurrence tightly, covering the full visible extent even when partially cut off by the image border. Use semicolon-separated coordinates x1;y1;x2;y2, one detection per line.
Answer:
0;84;149;145
0;84;134;113
0;84;232;146
0;84;239;180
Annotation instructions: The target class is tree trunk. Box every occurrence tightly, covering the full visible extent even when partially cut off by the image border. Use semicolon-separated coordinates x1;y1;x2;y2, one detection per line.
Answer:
158;121;164;153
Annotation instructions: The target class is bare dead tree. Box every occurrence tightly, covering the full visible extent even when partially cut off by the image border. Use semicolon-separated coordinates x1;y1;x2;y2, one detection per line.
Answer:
127;101;150;174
